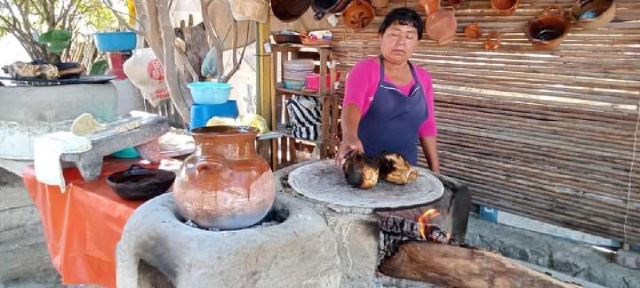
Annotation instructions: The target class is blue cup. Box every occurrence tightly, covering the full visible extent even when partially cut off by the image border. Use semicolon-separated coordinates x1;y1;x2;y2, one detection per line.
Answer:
190;100;239;130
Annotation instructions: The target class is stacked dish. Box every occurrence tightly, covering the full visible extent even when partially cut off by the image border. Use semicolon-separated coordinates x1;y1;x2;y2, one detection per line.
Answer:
283;59;314;90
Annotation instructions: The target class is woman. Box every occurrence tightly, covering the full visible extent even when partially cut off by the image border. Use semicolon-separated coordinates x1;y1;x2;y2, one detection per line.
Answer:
337;7;470;244
336;7;439;173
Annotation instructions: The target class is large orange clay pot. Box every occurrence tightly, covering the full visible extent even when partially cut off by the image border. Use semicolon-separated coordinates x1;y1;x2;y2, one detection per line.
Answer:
173;126;275;230
425;9;457;46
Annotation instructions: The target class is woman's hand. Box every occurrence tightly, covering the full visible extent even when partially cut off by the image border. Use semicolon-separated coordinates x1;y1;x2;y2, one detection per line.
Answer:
335;135;364;166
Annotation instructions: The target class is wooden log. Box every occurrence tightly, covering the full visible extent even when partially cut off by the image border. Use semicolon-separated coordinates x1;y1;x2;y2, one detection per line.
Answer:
378;242;580;288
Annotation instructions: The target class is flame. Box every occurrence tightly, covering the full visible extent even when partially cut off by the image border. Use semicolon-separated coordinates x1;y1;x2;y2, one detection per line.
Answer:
418;209;440;240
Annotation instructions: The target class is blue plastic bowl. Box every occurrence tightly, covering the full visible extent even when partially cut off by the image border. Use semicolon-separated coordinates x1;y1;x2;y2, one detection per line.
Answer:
187;82;233;105
190;100;239;130
111;147;140;159
94;31;137;53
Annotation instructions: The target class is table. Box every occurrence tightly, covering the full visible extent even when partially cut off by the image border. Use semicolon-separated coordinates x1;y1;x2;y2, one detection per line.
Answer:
22;158;154;288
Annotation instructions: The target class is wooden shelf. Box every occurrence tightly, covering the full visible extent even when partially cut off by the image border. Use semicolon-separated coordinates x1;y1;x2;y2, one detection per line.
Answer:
274;84;337;98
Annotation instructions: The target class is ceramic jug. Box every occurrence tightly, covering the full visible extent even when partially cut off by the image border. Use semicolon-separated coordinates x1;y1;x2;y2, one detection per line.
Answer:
173;126;275;230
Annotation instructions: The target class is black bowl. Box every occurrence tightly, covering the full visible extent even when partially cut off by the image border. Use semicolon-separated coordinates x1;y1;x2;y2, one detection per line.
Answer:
106;164;176;201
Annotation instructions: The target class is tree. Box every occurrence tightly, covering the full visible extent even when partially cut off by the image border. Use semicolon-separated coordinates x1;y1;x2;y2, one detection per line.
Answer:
0;0;119;63
106;0;251;122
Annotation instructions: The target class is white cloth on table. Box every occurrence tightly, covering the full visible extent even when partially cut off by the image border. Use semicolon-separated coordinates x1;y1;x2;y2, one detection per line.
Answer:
33;131;92;192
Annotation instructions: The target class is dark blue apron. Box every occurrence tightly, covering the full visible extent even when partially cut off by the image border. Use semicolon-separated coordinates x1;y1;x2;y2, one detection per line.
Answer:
358;56;428;165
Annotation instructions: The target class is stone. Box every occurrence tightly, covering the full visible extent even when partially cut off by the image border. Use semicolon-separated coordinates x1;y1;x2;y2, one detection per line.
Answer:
283;161;441;288
116;192;341;288
60;112;169;181
288;160;443;211
467;216;640;288
615;249;640;270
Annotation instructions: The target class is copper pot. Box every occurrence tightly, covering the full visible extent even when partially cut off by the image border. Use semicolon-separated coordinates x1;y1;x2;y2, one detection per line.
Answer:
425;8;457;46
342;0;376;30
312;0;352;21
484;31;501;51
464;23;482;40
570;0;616;30
525;5;570;50
491;0;519;16
173;126;276;230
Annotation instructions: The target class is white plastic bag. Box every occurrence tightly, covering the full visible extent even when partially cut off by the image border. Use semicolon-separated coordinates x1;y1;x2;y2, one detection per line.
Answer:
123;48;170;107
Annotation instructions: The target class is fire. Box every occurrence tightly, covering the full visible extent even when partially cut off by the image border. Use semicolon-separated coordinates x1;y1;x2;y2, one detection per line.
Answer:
418;208;440;240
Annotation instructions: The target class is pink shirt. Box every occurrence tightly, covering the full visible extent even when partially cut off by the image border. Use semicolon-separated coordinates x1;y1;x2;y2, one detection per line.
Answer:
342;57;438;137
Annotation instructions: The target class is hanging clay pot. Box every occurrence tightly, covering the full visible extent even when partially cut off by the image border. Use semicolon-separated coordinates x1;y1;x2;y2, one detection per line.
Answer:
464;23;482;40
525;5;570;50
491;0;519;16
425;8;457;46
173;126;276;230
311;0;353;21
420;0;441;16
271;0;312;23
371;0;389;8
484;31;501;51
570;0;616;30
342;0;376;30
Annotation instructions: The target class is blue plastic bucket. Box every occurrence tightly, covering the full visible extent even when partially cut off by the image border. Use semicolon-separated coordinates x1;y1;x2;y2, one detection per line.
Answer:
187;82;233;105
190;100;239;130
94;31;137;53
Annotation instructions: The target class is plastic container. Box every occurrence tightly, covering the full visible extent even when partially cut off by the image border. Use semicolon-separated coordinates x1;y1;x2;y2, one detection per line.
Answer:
190;100;239;130
94;31;137;53
112;147;140;159
305;72;340;91
187;82;233;105
284;80;305;90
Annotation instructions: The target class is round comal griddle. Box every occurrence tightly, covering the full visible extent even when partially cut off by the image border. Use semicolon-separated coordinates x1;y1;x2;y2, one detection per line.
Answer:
288;160;444;210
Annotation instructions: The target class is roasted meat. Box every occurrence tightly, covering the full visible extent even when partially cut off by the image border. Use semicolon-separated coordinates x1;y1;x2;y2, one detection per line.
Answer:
343;151;380;189
377;152;418;185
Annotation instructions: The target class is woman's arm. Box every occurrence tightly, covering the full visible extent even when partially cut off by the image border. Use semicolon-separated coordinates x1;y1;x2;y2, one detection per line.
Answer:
420;136;440;173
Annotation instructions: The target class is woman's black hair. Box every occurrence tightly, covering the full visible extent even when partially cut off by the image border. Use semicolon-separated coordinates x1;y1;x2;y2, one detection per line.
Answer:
378;7;424;40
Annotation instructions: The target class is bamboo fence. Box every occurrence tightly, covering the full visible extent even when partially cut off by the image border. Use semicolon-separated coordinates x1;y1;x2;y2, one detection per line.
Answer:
330;0;640;245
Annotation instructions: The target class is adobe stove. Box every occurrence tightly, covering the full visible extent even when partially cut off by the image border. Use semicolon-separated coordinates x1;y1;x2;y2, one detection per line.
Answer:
116;160;445;288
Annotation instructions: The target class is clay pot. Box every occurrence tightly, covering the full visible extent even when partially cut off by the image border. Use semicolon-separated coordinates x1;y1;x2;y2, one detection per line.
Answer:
525;5;570;50
173;126;275;230
341;0;376;30
420;0;441;16
371;0;389;8
311;0;352;21
484;31;501;51
491;0;519;16
464;23;482;40
271;0;311;22
448;0;464;8
570;0;616;30
425;9;457;46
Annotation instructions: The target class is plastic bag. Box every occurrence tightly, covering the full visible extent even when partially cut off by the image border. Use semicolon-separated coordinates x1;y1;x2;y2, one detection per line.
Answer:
123;48;169;107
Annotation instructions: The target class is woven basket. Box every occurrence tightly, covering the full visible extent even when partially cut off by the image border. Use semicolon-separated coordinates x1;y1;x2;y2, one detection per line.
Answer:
229;0;269;23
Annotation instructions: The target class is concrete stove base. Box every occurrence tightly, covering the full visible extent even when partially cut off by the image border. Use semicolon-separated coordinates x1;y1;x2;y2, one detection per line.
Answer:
116;192;342;288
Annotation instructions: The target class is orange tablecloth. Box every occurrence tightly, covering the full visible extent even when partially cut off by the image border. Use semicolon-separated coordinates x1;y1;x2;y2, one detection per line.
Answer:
22;159;154;288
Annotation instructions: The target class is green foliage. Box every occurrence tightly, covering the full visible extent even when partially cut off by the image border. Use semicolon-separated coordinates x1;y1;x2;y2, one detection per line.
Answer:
38;30;72;54
90;59;108;75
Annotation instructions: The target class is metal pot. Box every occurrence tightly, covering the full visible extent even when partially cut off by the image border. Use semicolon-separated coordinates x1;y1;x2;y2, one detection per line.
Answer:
311;0;352;21
570;0;616;30
271;0;311;22
525;5;570;50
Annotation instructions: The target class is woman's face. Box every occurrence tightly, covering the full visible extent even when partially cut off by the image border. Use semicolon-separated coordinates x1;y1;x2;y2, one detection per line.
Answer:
380;22;420;64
